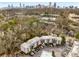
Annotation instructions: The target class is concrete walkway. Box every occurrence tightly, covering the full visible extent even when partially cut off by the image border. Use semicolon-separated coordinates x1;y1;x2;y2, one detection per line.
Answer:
25;46;65;57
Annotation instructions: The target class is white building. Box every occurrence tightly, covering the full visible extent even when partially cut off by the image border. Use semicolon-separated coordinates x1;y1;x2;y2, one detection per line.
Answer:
20;37;40;54
68;13;79;23
40;14;60;22
20;35;62;54
67;41;79;57
0;31;4;38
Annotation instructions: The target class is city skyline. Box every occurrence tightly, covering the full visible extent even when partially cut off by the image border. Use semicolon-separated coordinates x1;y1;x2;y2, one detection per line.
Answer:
0;2;79;8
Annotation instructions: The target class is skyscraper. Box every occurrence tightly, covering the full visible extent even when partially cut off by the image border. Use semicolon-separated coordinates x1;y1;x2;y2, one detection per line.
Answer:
49;2;52;14
23;4;25;8
20;3;22;8
54;2;56;8
54;3;56;8
49;2;52;7
38;4;41;8
8;4;10;8
11;4;13;8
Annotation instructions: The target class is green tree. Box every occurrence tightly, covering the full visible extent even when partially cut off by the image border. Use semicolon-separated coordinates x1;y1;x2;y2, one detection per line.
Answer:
61;36;66;46
75;32;79;40
52;51;55;57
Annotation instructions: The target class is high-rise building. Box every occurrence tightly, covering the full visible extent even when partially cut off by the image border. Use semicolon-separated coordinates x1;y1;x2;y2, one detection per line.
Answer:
54;2;56;8
75;6;78;9
11;4;13;8
48;2;52;14
20;3;22;8
38;4;41;8
23;4;25;8
69;6;74;9
8;4;10;8
49;2;52;7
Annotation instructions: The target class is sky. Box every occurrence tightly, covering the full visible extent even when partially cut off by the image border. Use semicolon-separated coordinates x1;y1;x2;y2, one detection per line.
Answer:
0;2;79;8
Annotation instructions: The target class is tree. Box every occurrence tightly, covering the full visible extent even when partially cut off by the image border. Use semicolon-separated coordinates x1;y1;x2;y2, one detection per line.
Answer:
61;36;66;46
75;32;79;40
55;10;70;35
52;51;55;57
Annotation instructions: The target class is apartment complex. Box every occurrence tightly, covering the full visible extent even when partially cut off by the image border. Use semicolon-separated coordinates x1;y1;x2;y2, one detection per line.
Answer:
68;13;79;23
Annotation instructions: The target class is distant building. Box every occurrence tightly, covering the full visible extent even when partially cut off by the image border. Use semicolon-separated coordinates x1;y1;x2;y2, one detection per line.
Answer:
36;4;41;8
49;2;52;7
40;14;60;18
11;4;13;8
20;3;22;8
75;6;78;9
23;4;25;8
57;6;60;8
69;6;74;9
68;13;79;23
39;14;60;24
54;2;56;8
8;4;10;8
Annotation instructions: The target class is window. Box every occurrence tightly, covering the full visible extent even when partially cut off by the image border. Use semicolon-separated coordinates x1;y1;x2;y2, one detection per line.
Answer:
41;40;44;44
53;39;56;43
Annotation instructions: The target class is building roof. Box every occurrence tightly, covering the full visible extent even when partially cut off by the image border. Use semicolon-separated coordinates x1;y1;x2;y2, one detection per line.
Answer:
20;35;62;54
21;37;40;49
